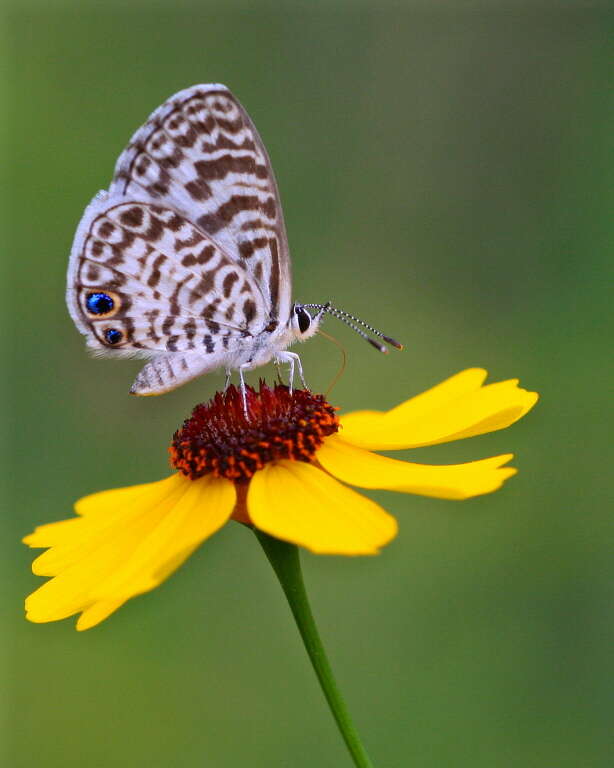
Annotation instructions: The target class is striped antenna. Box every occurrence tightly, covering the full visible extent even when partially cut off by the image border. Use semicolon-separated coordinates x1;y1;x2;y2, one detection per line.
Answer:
303;303;403;353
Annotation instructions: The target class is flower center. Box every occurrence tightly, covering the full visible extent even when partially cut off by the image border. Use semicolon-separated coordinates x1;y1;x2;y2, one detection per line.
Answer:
170;383;339;482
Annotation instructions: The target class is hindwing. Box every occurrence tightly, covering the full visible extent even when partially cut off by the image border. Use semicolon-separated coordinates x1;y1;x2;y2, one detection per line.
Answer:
67;199;266;359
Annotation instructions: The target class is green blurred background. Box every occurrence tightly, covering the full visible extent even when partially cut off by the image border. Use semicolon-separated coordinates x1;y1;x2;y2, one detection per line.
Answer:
2;2;612;766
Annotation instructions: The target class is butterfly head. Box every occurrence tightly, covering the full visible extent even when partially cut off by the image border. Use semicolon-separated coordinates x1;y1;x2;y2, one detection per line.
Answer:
290;303;322;342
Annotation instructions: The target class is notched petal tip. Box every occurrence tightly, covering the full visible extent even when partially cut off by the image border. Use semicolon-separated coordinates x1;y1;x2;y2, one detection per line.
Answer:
339;369;539;450
23;473;236;630
318;437;519;500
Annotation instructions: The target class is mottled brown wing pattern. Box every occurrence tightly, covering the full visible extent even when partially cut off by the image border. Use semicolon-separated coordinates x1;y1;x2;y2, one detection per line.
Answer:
109;84;292;327
70;200;267;355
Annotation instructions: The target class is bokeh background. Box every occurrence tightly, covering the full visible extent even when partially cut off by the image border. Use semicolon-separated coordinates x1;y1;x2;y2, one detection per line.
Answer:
2;2;612;766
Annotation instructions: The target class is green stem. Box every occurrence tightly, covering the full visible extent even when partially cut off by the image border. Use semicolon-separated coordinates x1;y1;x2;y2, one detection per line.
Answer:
255;529;375;768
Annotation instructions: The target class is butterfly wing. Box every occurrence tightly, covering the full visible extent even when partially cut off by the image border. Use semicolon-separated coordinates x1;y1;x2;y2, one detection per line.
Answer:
67;197;267;394
67;84;292;395
109;84;291;328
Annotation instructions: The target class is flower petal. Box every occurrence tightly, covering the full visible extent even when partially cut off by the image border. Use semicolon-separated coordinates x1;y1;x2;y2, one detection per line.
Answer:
24;473;236;629
76;599;127;632
24;478;188;571
247;460;397;555
339;368;538;450
317;434;517;500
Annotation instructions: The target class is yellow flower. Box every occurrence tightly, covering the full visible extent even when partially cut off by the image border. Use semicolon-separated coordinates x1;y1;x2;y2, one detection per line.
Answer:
24;368;537;631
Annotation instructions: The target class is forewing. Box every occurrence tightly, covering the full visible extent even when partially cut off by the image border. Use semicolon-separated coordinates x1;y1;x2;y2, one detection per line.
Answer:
109;84;291;326
67;197;265;362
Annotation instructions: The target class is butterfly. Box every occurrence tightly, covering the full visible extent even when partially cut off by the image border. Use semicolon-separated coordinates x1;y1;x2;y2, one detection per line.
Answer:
66;84;401;412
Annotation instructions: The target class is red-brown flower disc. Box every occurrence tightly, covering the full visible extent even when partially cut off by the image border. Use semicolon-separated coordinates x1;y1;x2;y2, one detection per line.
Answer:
170;382;339;482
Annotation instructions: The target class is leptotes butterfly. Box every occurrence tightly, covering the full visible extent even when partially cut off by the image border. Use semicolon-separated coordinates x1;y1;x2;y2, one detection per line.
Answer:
66;85;401;410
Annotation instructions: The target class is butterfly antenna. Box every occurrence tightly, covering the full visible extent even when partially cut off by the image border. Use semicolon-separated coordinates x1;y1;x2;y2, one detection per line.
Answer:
304;303;403;353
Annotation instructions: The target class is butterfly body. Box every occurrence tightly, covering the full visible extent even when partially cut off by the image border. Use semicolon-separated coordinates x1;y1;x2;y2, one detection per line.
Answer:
67;85;320;398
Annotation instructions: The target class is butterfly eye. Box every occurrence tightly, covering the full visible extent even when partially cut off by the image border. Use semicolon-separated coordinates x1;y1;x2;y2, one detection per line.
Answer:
295;307;311;334
86;291;115;316
104;328;123;345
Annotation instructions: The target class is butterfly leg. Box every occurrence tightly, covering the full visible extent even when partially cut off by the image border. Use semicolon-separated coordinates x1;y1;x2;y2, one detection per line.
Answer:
294;354;308;390
274;360;283;385
224;369;232;392
274;351;308;394
238;363;250;418
287;356;295;395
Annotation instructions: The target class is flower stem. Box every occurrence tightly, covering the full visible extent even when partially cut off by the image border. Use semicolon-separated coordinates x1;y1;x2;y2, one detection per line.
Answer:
254;530;375;768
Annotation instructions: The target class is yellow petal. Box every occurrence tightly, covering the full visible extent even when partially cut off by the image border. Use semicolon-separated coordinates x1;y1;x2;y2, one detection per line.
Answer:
75;484;155;517
340;369;538;450
89;478;235;600
25;476;189;573
317;435;516;499
24;474;235;629
76;599;127;632
247;460;397;555
387;367;489;419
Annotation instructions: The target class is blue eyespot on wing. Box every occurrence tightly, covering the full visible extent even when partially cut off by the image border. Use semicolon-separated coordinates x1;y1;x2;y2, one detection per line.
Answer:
86;292;115;315
104;328;123;345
